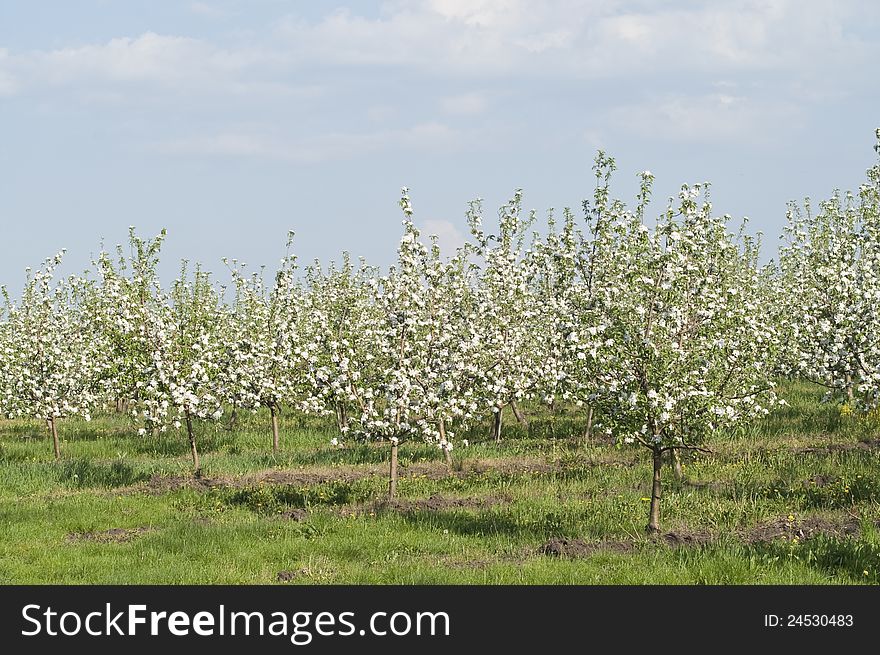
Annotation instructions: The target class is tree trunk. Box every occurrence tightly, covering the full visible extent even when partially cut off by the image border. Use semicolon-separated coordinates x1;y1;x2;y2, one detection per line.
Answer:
335;402;349;434
439;418;452;475
492;406;503;443
672;448;683;480
647;447;663;533
388;440;399;499
511;399;528;427
270;404;280;454
229;404;238;429
186;412;201;477
845;373;854;403
583;405;594;446
47;417;61;460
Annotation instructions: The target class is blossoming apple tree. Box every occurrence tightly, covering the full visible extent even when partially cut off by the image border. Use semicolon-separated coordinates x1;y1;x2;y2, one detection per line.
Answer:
0;252;106;458
222;233;307;453
778;130;880;408
585;172;783;533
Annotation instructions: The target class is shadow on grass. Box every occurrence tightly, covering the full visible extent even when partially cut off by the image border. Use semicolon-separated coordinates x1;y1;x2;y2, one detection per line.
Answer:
739;473;880;511
124;428;245;458
193;479;381;515
396;507;584;540
748;533;880;583
59;458;150;489
0;445;39;463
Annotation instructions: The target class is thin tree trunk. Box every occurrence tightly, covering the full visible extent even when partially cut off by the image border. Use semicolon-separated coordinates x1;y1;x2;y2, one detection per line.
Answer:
439;418;452;475
270;404;280;454
388;439;399;499
186;411;201;477
229;403;238;429
47;417;61;460
492;406;503;443
845;373;854;403
583;405;594;446
672;448;683;480
334;403;349;434
511;399;528;427
647;447;663;534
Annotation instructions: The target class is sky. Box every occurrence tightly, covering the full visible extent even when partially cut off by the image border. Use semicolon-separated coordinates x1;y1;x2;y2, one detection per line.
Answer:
1;0;879;290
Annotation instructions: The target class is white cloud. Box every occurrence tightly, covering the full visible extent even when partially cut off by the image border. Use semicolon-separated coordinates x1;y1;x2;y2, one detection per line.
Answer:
11;32;287;100
189;2;234;19
441;92;488;115
582;129;605;151
273;2;596;74
155;122;466;163
0;49;17;96
2;2;875;102
366;104;399;122
609;93;803;143
425;0;529;28
35;33;218;84
1;32;320;108
418;218;467;255
0;0;874;154
271;0;877;80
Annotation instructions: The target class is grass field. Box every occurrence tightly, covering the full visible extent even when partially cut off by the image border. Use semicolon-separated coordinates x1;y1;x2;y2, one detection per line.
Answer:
1;380;879;584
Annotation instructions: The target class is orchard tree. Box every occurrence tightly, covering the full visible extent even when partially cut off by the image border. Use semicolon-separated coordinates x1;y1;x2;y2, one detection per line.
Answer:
223;233;306;453
779;129;880;408
299;253;384;442
134;262;228;476
561;153;625;442
0;252;107;459
367;189;481;496
88;228;167;416
588;173;783;533
465;191;545;440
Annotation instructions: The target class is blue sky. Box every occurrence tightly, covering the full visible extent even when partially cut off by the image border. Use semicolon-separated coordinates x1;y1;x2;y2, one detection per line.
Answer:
1;0;879;288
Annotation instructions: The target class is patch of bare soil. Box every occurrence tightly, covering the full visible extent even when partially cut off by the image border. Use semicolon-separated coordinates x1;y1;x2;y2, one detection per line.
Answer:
660;529;714;547
66;526;153;544
683;480;727;492
541;528;714;558
540;514;879;559
540;537;637;557
256;468;376;486
457;459;558;476
141;473;223;493
341;493;513;517
277;569;308;582
279;508;309;521
135;468;379;495
130;457;560;495
441;550;531;570
791;439;880;455
742;516;869;544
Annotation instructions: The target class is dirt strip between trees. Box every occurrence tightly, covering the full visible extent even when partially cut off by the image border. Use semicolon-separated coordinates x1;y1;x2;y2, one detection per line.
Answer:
127;457;576;495
540;514;877;559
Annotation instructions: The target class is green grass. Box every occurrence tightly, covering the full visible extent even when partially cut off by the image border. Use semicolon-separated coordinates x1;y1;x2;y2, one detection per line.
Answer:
2;380;880;584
